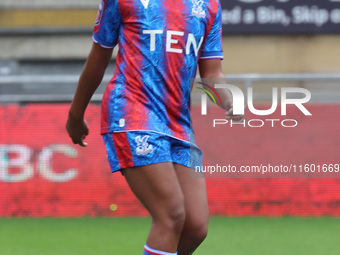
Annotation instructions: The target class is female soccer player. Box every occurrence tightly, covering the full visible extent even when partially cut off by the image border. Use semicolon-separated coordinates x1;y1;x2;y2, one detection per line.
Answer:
67;0;242;254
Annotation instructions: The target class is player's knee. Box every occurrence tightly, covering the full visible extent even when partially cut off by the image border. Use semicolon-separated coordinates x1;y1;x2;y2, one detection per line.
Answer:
185;219;209;245
160;197;186;233
167;200;186;233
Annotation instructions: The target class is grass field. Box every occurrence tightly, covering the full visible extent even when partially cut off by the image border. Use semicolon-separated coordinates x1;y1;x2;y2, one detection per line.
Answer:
1;217;340;255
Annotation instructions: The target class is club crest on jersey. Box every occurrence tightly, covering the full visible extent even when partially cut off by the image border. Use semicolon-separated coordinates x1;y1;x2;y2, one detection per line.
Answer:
95;1;104;25
191;0;206;18
135;135;153;156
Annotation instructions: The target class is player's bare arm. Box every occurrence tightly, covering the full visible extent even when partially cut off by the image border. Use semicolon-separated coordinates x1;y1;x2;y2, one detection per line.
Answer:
66;43;113;147
199;59;244;121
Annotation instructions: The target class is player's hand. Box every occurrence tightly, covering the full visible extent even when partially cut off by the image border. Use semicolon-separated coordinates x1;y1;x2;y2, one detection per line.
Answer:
66;115;89;147
225;105;245;122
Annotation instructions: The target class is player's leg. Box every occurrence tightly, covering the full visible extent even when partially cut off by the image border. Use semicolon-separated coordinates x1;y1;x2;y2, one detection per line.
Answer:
123;162;186;254
174;164;209;255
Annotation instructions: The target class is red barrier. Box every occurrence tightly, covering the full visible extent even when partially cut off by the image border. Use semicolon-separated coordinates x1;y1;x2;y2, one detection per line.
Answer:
0;104;339;217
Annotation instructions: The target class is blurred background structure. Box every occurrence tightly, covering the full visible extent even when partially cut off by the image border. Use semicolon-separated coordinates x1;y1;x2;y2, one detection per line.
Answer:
1;2;340;255
1;0;340;218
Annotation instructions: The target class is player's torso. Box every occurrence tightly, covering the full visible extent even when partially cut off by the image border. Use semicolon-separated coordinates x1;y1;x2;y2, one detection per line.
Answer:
102;0;219;140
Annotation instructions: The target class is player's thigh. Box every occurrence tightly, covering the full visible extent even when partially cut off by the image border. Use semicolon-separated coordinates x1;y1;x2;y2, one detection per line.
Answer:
123;162;185;219
174;164;209;228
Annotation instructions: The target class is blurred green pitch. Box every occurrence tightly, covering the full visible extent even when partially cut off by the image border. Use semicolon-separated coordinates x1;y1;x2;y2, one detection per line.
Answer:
1;217;340;255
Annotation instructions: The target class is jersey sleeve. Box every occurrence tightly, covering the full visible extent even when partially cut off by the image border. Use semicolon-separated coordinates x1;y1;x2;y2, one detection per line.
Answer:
200;1;224;60
92;0;122;49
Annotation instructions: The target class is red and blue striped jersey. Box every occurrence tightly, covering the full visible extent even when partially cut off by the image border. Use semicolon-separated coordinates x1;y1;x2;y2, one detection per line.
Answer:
93;0;223;141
